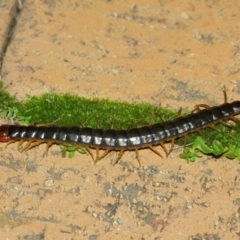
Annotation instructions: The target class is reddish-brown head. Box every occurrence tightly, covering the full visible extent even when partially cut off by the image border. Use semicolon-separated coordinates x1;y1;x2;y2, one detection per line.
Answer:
0;125;10;142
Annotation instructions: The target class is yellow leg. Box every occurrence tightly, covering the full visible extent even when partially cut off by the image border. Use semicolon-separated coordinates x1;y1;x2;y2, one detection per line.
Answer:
223;90;227;103
22;140;44;152
160;142;169;156
5;139;17;149
167;137;176;157
46;141;54;156
17;139;26;152
96;149;110;162
134;148;141;166
149;145;163;158
85;146;95;163
113;149;125;166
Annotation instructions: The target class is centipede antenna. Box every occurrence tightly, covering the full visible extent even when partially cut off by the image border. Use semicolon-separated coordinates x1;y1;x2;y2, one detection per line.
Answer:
113;149;124;166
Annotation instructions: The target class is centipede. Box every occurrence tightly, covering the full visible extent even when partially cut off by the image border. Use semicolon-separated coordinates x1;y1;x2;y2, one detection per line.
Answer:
0;92;240;165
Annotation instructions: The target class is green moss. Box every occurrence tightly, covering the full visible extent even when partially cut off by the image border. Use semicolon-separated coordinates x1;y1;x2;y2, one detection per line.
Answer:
0;82;23;115
21;93;176;129
0;82;177;128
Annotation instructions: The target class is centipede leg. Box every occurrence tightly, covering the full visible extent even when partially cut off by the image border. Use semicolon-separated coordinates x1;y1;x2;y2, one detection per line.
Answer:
183;133;188;147
219;119;233;127
149;145;163;158
195;128;202;136
229;116;239;123
96;149;110;162
5;139;17;149
177;108;182;117
18;141;32;152
223;90;227;103
113;149;124;166
207;124;219;131
167;137;176;157
134;148;141;166
85;146;95;163
18;139;27;152
193;104;210;113
46;141;54;156
22;140;45;152
160;142;168;156
95;147;100;162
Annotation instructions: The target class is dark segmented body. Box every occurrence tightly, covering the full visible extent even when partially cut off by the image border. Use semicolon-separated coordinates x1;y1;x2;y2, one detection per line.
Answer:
1;100;240;164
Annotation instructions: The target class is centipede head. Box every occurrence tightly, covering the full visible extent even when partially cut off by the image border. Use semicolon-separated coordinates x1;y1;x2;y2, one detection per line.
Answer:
0;125;10;142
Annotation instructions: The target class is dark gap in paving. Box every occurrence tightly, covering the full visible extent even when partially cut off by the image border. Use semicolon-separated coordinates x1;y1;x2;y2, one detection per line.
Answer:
0;1;23;73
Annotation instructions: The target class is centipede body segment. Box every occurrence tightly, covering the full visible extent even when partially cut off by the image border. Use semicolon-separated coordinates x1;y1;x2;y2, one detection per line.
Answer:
0;97;240;165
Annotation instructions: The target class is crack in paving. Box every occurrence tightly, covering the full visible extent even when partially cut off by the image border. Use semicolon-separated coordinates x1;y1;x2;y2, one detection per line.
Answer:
0;1;22;72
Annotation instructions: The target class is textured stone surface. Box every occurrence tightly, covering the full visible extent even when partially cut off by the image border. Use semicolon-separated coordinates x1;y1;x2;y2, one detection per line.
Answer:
0;0;240;239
